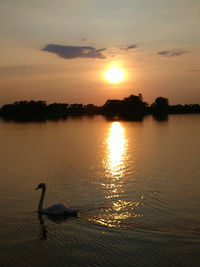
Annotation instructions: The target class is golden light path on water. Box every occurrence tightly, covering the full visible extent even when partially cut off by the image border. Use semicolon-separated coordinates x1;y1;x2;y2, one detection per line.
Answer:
91;122;142;228
107;122;126;178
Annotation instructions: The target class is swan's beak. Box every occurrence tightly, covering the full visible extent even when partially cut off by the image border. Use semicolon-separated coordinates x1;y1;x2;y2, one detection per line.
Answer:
35;186;39;190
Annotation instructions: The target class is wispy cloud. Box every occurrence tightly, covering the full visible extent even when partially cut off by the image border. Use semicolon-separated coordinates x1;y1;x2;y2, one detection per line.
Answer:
157;49;188;57
42;44;106;59
104;44;138;57
121;44;138;51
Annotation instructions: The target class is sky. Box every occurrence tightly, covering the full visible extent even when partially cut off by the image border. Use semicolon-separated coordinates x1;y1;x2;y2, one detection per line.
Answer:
0;0;200;107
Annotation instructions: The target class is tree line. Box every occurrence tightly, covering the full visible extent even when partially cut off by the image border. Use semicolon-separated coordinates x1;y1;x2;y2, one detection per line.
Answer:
0;95;200;122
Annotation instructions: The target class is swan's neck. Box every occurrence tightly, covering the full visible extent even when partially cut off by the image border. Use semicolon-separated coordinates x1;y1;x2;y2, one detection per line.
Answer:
38;187;46;212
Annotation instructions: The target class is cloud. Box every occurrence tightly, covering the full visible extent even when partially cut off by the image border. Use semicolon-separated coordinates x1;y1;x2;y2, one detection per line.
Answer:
121;44;138;51
102;44;138;58
127;45;138;49
42;44;106;59
157;49;188;57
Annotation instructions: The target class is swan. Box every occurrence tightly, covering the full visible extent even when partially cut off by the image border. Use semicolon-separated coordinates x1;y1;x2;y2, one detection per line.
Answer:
35;183;79;216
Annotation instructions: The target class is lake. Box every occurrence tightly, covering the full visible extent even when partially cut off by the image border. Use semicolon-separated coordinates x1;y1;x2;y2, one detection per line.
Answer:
0;114;200;266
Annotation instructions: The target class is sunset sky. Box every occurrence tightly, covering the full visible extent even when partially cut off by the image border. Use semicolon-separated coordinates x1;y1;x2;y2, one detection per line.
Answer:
0;0;200;107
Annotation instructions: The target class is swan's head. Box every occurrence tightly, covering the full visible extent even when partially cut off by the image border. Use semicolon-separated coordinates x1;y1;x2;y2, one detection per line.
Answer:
35;183;46;190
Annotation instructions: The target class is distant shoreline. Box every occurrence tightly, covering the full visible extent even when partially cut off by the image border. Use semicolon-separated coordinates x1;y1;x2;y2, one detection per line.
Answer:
0;94;200;122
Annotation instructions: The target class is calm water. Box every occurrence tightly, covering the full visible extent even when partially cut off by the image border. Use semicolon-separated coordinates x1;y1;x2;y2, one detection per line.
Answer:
0;115;200;266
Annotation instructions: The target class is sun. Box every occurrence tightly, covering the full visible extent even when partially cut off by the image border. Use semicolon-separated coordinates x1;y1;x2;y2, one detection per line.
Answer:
105;67;125;84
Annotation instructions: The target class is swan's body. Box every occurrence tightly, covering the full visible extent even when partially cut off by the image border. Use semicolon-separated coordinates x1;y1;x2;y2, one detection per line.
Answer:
35;183;79;216
42;204;78;216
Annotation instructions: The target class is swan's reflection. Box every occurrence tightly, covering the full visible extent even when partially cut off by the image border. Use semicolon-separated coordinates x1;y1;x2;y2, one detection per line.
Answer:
37;213;70;240
38;213;47;240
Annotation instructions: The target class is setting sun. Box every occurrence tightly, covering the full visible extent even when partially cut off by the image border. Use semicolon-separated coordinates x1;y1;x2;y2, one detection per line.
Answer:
105;67;125;84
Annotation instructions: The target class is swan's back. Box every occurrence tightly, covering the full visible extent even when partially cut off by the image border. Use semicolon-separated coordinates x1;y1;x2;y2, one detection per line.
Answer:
43;203;79;216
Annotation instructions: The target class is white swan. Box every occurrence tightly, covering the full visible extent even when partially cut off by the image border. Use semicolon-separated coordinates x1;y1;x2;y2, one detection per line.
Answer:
35;183;79;216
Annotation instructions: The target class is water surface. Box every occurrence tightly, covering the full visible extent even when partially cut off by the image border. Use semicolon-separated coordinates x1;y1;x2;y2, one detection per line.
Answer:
0;115;200;266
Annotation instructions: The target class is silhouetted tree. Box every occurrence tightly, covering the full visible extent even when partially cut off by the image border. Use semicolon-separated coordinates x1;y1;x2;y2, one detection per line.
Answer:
0;100;47;115
121;94;148;117
102;94;148;120
83;104;100;114
47;103;68;114
68;104;83;114
102;100;122;116
151;97;169;113
169;103;200;114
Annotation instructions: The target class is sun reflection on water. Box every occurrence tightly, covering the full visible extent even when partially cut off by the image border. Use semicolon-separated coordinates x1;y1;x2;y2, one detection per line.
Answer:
89;122;143;228
89;200;143;229
106;122;126;178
